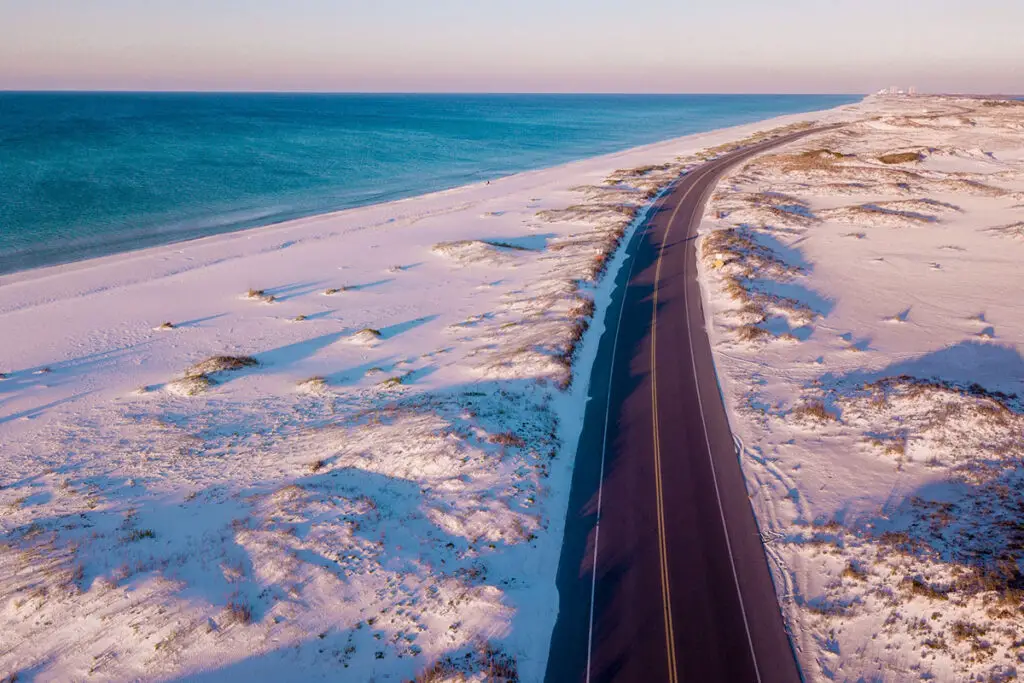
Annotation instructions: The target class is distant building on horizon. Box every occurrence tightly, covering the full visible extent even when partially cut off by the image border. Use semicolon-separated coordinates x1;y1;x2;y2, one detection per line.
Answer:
875;85;919;96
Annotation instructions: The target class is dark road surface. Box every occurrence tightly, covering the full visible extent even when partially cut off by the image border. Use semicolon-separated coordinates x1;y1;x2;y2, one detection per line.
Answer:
545;128;832;683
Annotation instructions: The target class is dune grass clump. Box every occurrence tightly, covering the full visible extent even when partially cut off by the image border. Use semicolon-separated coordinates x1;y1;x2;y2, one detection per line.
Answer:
187;356;259;377
165;374;215;397
735;324;770;342
245;288;276;303
224;600;252;625
878;151;923;164
414;642;518;683
986;221;1024;239
167;355;259;396
791;400;839;423
431;239;536;267
350;328;383;345
537;203;636;224
483;240;533;251
553;295;598;389
125;529;156;542
296;376;328;394
489;431;527;448
756;148;851;173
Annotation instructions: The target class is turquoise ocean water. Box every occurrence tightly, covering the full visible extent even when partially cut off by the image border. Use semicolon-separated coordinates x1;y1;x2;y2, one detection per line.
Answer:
0;93;857;274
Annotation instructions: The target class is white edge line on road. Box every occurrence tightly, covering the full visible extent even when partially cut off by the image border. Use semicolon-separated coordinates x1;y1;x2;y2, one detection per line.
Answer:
682;159;763;683
584;181;674;683
584;130;814;681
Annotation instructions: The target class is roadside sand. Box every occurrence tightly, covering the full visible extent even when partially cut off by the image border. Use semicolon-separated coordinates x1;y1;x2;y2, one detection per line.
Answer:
699;95;1024;682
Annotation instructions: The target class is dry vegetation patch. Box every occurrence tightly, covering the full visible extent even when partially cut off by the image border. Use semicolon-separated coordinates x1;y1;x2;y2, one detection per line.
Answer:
186;355;259;377
700;224;822;342
165;356;258;396
349;328;383;345
245;288;276;303
986;221;1024;239
878;151;924;164
431;240;531;267
412;642;518;682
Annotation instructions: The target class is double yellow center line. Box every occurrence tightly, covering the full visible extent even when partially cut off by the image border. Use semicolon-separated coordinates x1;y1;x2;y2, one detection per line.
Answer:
649;167;712;683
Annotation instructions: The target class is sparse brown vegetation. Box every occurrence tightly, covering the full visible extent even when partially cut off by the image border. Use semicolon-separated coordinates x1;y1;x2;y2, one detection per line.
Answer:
350;328;383;345
186;355;259;377
296;376;328;394
165;374;214;397
245;288;276;303
166;355;258;396
483;240;533;251
902;575;949;601
951;620;987;641
878;151;923;164
735;324;770;342
489;431;527;448
791;400;838;423
986;221;1024;239
842;562;868;581
125;529;155;542
411;642;518;683
225;600;252;625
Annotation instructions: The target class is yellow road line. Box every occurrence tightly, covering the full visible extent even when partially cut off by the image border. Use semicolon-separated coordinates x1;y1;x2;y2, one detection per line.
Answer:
649;168;710;683
648;135;808;680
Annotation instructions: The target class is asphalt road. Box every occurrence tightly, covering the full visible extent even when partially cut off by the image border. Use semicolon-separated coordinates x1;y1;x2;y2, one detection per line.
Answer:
545;128;831;683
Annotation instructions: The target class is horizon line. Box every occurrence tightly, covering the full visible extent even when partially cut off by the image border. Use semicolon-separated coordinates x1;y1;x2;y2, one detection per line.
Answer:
0;89;870;96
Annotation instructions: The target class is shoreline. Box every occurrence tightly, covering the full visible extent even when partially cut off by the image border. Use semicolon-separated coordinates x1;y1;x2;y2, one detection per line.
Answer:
0;99;863;681
0;98;862;286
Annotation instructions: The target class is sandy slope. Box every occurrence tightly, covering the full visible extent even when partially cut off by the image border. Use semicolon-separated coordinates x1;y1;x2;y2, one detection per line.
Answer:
699;96;1024;682
0;104;860;682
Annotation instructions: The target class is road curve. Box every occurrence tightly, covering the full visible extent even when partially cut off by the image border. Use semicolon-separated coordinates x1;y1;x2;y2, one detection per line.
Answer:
545;127;832;683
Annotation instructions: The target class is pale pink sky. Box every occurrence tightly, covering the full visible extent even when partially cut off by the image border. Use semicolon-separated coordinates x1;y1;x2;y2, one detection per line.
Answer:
2;0;1022;93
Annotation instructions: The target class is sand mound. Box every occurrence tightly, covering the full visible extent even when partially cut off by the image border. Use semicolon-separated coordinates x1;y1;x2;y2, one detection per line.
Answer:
431;240;528;266
186;355;259;377
165;374;215;397
820;204;937;228
536;204;636;225
868;198;962;214
296;376;329;394
349;328;382;345
164;355;258;396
